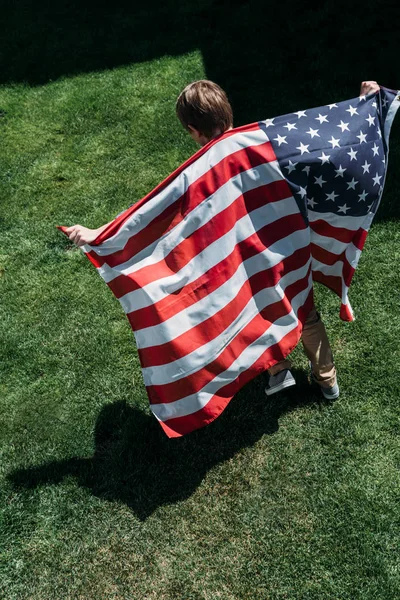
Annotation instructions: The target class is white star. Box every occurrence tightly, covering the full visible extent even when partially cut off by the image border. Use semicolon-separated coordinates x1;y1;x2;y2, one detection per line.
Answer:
307;197;317;208
328;103;338;109
297;186;308;198
367;203;373;211
314;175;327;187
294;110;307;118
318;152;330;165
315;113;329;124
264;118;275;127
338;204;350;214
346;105;358;116
358;190;368;202
285;160;298;173
303;165;311;175
347;148;358;161
361;160;371;174
306;127;320;138
382;158;386;165
366;114;375;127
359;95;367;102
372;173;383;186
284;122;297;131
335;165;346;177
371;143;379;156
337;120;350;132
372;101;377;108
377;128;382;138
356;130;368;144
326;191;339;201
328;136;341;148
382;97;389;108
274;134;288;146
346;177;358;190
296;142;310;154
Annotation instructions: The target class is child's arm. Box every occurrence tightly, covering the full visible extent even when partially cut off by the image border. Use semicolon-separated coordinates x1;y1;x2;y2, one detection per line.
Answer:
64;222;112;247
65;202;135;246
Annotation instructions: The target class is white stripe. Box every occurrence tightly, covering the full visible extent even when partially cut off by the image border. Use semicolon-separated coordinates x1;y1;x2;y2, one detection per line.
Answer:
340;283;354;319
311;241;360;276
119;194;300;312
134;228;310;347
98;160;284;283
341;282;351;304
383;90;400;149
311;231;349;256
358;211;374;233
312;259;342;278
308;210;371;231
151;278;312;422
372;89;400;220
345;242;362;269
140;260;311;386
84;129;270;256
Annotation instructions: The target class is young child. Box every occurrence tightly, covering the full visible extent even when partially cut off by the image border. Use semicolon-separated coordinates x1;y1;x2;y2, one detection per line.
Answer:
66;79;380;399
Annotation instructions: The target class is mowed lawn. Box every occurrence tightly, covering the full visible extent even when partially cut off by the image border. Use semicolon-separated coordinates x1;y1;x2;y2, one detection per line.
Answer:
1;50;400;600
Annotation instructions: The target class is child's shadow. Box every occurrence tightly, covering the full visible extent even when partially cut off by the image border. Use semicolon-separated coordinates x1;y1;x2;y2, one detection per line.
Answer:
8;369;328;521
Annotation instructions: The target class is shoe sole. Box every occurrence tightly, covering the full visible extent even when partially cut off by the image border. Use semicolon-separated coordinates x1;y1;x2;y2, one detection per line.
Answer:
265;378;296;396
321;388;340;400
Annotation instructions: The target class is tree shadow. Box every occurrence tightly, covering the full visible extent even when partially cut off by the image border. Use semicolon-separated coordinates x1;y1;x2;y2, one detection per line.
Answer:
1;0;399;219
8;368;331;521
2;1;399;109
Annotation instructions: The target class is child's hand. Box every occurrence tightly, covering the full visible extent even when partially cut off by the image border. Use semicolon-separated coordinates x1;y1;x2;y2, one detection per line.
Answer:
65;225;100;247
360;81;380;96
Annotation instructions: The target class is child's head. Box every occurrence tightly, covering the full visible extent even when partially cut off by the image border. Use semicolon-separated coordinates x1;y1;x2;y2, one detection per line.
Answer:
176;80;233;146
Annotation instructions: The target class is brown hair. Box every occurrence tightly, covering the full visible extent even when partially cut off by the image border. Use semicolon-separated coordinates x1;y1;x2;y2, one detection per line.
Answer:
176;80;233;138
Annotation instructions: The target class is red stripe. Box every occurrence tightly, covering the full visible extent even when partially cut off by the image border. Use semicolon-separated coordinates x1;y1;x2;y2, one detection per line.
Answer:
87;135;272;269
340;303;354;322
311;219;368;253
352;227;368;251
125;220;309;331
311;219;364;245
311;242;342;267
312;271;342;296
109;183;296;301
146;266;311;406
158;289;314;438
343;261;356;288
314;266;356;321
137;246;311;368
311;243;355;287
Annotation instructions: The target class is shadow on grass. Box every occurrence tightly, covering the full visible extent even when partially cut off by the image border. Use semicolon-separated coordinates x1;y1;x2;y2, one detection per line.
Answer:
1;0;399;220
8;368;331;521
2;1;399;114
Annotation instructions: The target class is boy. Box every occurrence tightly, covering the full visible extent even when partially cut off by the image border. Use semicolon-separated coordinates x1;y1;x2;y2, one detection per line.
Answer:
66;79;380;399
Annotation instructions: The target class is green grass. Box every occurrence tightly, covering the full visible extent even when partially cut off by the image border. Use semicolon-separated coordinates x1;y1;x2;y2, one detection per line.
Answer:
1;46;400;600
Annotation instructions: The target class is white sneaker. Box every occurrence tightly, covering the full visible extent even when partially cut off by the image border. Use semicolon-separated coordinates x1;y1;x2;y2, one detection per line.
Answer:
265;369;296;396
309;362;339;399
320;382;340;400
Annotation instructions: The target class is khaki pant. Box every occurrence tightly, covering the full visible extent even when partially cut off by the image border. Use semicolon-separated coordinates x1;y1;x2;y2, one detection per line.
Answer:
268;307;337;388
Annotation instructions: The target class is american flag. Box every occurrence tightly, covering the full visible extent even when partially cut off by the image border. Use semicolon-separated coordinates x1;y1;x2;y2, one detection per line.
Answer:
60;86;399;437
